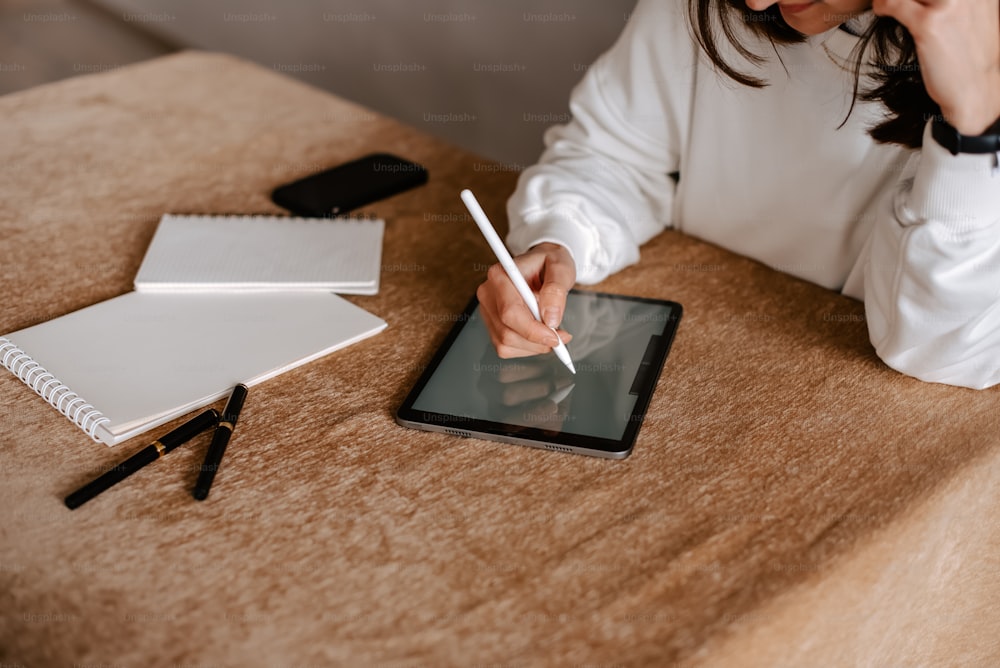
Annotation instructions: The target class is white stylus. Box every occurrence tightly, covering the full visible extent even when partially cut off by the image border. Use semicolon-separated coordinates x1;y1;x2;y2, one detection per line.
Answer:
461;189;576;374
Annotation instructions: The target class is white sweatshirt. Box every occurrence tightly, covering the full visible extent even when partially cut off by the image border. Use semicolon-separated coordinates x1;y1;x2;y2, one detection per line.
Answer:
506;0;1000;389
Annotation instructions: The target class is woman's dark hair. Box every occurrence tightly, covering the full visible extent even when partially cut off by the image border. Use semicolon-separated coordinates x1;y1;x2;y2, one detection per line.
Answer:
688;1;937;148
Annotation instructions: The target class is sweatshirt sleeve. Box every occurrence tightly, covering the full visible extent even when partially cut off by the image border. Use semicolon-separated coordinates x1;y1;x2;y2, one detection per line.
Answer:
505;0;694;284
865;121;1000;389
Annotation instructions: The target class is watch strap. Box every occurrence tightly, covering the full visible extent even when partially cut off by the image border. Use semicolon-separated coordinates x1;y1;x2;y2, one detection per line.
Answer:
932;116;1000;156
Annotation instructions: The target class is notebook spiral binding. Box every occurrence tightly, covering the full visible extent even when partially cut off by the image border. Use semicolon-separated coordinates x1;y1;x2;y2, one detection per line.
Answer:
0;338;109;442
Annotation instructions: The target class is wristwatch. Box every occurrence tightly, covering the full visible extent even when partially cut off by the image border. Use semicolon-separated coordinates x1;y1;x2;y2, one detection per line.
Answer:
932;116;1000;156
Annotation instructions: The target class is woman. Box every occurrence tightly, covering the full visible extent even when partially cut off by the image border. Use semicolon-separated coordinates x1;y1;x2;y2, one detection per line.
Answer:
476;0;1000;388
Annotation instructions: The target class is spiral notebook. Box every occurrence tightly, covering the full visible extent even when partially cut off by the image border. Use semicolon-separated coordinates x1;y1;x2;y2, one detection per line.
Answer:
134;214;384;294
0;291;387;446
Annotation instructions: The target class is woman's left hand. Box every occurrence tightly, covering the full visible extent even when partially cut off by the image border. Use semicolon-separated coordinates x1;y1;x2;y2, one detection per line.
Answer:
873;0;1000;134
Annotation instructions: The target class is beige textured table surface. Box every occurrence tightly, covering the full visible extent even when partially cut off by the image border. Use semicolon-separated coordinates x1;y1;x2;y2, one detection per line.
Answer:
1;52;998;667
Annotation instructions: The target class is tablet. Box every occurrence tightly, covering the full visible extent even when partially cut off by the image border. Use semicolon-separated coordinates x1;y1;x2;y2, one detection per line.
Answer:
396;289;682;458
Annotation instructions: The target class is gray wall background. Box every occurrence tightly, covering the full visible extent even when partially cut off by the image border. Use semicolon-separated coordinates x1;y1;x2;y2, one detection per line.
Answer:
91;0;638;165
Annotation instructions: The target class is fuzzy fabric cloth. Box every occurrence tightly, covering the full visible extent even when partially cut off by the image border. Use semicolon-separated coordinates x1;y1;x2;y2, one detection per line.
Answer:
1;52;998;667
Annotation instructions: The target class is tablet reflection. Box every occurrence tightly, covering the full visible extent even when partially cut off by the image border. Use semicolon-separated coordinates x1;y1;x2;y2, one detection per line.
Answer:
409;290;678;443
475;348;577;435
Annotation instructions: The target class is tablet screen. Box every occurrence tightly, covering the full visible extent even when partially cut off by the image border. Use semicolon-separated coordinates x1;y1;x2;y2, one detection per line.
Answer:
396;290;681;458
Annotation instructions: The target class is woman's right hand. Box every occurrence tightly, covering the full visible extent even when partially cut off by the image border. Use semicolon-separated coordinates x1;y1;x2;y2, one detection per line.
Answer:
476;242;576;359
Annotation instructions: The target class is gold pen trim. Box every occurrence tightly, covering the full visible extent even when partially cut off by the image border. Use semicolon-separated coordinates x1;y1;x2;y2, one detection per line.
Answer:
217;421;234;432
152;440;166;457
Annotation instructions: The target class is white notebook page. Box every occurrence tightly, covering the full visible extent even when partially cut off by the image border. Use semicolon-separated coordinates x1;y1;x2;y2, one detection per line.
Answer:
2;291;387;445
134;214;384;294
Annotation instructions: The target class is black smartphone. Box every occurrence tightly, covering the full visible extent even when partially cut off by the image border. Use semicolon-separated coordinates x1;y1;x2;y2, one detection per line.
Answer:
271;153;428;217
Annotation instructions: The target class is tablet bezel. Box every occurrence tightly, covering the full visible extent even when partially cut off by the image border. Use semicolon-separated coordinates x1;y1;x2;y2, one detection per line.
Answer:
395;289;682;459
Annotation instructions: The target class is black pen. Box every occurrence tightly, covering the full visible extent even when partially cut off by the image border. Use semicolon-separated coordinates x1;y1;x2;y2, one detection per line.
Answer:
65;408;220;510
193;384;248;500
